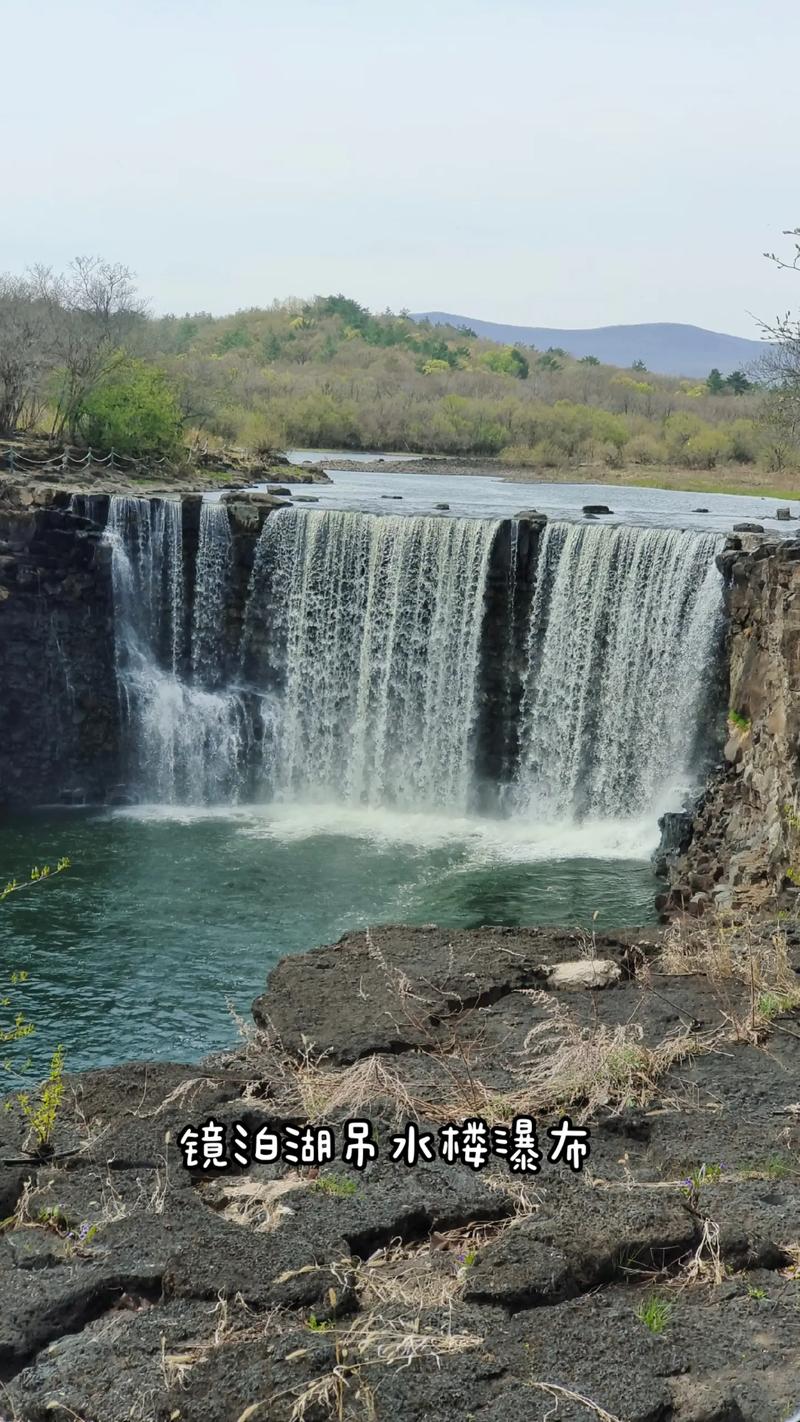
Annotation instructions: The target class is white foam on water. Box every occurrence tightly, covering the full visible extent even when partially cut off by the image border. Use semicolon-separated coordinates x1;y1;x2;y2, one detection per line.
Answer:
109;799;660;862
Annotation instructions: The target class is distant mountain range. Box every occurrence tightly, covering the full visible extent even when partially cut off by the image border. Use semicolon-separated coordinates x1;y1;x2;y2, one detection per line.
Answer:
412;313;770;378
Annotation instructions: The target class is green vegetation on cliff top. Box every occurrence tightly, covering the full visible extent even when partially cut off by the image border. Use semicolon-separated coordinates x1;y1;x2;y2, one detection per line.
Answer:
2;264;799;486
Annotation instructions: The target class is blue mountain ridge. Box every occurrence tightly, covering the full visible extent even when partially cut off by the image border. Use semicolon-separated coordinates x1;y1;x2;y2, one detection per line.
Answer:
412;312;770;378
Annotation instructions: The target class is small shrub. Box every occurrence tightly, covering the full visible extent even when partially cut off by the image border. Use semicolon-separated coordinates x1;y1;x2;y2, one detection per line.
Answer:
75;359;183;458
17;1043;65;1155
2;858;70;1157
627;432;667;465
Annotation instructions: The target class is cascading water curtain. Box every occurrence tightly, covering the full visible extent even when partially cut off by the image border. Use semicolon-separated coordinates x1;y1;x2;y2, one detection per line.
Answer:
105;499;723;821
106;496;249;804
244;506;501;812
192;499;234;687
512;522;724;821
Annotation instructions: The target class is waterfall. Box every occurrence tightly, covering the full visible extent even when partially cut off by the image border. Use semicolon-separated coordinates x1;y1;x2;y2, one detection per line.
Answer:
192;500;233;687
103;496;724;827
107;497;249;803
245;507;500;812
512;523;723;820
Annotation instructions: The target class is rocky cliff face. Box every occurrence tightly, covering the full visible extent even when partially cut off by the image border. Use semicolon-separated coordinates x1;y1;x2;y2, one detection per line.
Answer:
668;535;800;908
0;484;283;810
0;483;119;809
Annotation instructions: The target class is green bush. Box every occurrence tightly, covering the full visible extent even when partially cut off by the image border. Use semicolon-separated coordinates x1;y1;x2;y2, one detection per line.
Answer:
75;360;183;458
683;428;729;469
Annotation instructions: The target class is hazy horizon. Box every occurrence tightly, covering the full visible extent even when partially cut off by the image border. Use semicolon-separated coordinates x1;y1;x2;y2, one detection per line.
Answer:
5;0;799;338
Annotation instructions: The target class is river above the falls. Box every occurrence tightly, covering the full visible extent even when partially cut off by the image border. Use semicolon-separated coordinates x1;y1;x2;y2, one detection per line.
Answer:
266;461;800;532
3;805;659;1074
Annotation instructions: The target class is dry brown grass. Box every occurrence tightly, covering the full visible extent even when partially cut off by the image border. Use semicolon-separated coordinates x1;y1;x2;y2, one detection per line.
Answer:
203;1173;311;1232
283;1312;483;1422
357;1219;507;1310
525;1381;623;1421
660;910;800;1040
238;942;716;1140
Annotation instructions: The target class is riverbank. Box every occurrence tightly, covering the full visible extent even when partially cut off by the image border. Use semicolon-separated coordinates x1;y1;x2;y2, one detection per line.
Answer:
1;918;798;1421
6;434;800;502
309;453;800;501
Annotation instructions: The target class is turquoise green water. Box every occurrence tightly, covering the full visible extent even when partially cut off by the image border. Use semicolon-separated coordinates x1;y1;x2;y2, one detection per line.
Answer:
0;803;659;1077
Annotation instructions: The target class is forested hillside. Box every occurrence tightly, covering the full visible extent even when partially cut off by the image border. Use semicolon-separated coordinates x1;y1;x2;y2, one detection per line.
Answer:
1;269;797;478
142;295;795;475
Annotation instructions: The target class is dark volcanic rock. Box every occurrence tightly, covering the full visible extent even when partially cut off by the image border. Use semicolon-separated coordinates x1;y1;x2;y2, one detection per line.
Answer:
463;1181;696;1306
3;919;800;1419
0;487;118;806
252;924;646;1063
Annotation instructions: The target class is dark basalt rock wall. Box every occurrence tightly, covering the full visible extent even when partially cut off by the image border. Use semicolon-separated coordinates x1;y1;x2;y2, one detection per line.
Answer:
474;514;544;807
666;535;800;911
0;486;285;809
0;486;119;809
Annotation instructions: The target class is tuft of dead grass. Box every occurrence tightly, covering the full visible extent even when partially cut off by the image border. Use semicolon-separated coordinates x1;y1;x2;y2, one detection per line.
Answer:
526;1381;623;1420
203;1173;310;1232
283;1311;483;1422
661;910;800;1041
501;985;704;1124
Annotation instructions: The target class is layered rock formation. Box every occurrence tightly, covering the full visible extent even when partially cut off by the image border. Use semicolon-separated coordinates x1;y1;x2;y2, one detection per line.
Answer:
0;483;118;807
667;535;800;909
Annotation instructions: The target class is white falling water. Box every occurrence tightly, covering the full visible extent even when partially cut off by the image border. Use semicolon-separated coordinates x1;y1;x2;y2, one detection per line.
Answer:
512;522;723;820
107;496;249;803
247;507;500;811
104;497;724;829
192;500;233;686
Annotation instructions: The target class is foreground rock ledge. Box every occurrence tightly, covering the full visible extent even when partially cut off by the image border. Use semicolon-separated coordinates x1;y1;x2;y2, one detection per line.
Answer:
1;923;799;1422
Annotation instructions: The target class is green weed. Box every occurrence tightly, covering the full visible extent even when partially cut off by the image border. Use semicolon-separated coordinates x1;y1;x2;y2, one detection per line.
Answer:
636;1295;673;1334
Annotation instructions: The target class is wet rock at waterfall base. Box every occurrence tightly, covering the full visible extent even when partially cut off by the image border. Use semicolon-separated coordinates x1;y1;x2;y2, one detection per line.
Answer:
652;808;694;875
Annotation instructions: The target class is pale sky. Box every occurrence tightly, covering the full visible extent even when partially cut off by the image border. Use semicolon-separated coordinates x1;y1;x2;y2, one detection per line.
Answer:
4;0;799;336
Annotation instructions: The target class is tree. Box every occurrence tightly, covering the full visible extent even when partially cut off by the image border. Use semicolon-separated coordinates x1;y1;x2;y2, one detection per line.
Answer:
31;257;146;440
632;358;648;372
578;355;600;366
74;359;183;456
706;368;725;394
0;276;52;434
480;345;529;379
725;369;752;394
759;227;800;465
